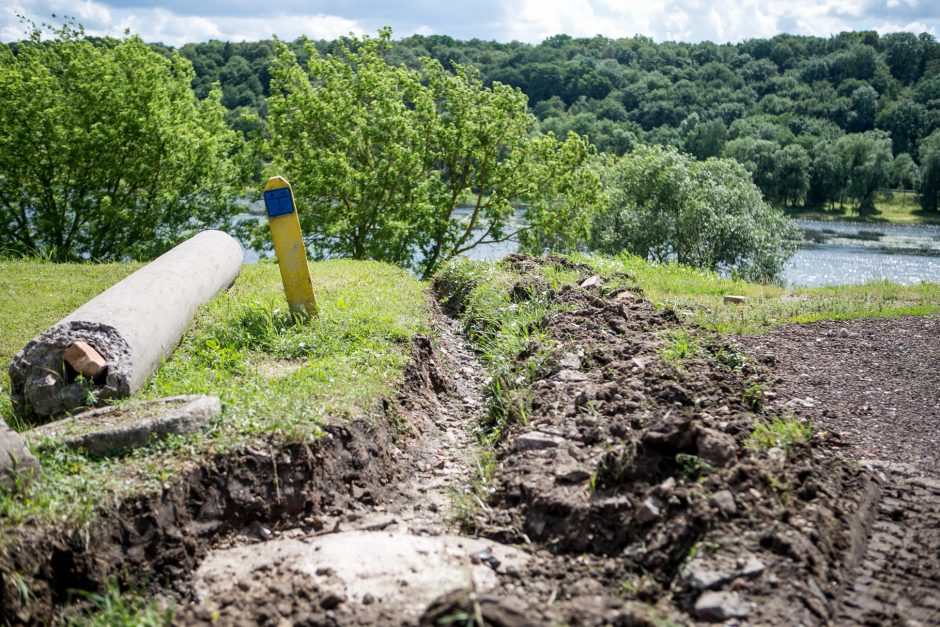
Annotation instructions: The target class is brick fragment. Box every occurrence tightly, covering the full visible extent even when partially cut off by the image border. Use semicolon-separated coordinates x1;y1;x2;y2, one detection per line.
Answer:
64;341;107;378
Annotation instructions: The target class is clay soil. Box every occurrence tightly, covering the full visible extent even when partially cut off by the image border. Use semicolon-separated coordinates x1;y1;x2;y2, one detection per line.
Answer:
3;258;939;626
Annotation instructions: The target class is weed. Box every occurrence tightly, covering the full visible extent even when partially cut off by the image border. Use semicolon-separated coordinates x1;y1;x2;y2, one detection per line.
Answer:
67;581;173;627
594;441;638;487
740;381;766;411
675;453;717;479
746;415;812;457
658;328;704;364
447;449;497;533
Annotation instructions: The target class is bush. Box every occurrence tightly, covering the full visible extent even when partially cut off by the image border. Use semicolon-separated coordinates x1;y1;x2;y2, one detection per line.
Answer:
0;22;243;261
589;145;801;283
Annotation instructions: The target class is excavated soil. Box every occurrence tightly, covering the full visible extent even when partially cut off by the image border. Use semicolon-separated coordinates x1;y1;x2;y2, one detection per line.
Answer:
3;259;939;626
736;316;940;474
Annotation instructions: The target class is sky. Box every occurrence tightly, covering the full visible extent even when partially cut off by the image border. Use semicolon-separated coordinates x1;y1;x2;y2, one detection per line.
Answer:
1;0;938;47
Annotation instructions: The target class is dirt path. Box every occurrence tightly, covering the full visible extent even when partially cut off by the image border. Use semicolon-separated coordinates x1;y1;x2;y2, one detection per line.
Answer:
176;312;506;625
737;316;940;474
737;316;940;625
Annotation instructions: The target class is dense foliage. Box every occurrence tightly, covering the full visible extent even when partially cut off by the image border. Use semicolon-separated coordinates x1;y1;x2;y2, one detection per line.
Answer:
264;29;601;278
590;146;800;282
168;30;940;215
0;24;244;261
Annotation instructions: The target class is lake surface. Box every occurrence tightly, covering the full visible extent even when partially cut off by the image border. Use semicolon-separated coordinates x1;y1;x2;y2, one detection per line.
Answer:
787;220;940;287
241;209;940;287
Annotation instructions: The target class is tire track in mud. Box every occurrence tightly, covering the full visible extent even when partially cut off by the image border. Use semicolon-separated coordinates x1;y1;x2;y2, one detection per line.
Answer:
837;463;940;626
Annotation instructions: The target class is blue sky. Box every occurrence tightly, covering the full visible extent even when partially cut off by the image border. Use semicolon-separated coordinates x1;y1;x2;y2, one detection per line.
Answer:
2;0;938;46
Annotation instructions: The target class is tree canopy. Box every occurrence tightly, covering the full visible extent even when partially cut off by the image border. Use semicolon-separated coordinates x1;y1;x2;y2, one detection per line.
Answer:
0;23;243;261
589;146;801;282
264;29;601;278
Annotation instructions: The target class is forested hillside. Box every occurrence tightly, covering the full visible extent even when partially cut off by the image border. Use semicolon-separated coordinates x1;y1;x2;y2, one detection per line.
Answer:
161;31;940;214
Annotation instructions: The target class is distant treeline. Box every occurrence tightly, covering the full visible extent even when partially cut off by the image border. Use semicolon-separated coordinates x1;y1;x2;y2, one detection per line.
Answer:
5;30;939;213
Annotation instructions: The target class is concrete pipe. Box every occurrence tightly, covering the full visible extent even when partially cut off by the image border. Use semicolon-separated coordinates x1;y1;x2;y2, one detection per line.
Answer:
9;230;243;418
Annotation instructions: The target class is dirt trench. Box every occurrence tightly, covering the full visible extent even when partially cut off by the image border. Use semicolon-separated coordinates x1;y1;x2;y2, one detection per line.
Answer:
4;259;939;626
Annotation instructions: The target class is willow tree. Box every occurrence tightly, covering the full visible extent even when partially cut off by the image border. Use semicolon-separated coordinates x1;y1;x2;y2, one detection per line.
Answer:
0;23;243;261
265;29;601;278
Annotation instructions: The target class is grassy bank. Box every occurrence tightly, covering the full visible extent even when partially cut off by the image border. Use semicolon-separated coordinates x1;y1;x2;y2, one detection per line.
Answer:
782;192;940;225
578;253;940;334
0;259;428;528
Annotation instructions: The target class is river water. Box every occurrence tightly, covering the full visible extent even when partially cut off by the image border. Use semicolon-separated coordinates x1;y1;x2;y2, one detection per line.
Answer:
787;220;940;287
241;210;940;287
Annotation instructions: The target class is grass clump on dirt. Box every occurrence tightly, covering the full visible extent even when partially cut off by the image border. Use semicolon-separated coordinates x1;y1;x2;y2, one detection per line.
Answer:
574;253;940;334
435;257;563;441
0;259;428;529
746;415;813;457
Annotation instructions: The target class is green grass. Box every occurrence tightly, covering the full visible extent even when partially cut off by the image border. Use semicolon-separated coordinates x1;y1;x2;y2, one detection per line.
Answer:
436;257;564;440
0;259;428;530
746;415;812;457
782;192;940;226
576;253;940;335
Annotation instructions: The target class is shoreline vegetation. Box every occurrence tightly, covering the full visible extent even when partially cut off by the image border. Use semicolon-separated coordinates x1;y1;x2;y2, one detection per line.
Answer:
782;191;940;225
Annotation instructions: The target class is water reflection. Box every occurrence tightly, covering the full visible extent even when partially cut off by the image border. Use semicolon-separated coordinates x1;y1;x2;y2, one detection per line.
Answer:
786;220;940;287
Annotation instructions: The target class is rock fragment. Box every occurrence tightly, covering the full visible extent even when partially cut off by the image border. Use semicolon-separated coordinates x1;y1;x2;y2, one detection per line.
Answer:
580;275;603;288
710;489;737;515
723;295;746;305
696;428;737;466
694;591;751;621
0;423;40;489
515;431;564;451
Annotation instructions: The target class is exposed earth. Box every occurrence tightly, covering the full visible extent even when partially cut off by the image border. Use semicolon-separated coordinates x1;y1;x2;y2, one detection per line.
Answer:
2;256;938;626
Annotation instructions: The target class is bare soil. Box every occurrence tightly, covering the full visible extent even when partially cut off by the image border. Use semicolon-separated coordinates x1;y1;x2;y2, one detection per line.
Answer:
736;316;940;474
3;259;939;626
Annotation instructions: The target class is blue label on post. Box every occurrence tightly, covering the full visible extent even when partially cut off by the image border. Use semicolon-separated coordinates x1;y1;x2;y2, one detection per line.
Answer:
264;188;295;217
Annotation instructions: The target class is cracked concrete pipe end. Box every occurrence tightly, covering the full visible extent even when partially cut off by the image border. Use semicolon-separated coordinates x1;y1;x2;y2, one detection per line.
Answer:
8;230;243;419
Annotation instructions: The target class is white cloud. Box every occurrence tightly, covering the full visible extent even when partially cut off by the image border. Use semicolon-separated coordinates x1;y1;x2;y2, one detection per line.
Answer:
2;0;363;45
1;0;937;45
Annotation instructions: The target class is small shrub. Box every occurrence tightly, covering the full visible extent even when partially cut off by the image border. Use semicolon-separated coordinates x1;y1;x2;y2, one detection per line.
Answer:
746;416;812;456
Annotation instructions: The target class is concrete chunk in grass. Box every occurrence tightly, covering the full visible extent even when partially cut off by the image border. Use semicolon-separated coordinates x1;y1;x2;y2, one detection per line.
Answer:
28;395;221;455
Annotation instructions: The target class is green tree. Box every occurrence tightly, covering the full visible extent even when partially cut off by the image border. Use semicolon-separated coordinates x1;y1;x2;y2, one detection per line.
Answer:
773;144;811;207
888;153;919;190
919;130;940;212
589;145;800;282
265;29;601;278
838;131;893;214
0;23;242;260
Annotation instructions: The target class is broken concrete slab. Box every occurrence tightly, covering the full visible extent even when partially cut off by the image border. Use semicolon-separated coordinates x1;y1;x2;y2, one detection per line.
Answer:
0;422;40;489
9;230;242;418
27;395;220;455
191;531;529;624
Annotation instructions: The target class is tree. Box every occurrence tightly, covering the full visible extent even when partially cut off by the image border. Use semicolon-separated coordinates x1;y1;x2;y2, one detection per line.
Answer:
838;131;893;214
589;145;800;283
919;130;940;212
0;23;243;260
888;153;919;190
773;144;810;207
264;29;601;279
808;140;848;210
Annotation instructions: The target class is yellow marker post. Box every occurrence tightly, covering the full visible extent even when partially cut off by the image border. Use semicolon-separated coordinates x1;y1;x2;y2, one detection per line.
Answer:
262;176;318;318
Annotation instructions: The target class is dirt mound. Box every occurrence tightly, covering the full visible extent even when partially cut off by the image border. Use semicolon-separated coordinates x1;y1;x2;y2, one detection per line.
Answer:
441;258;894;625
